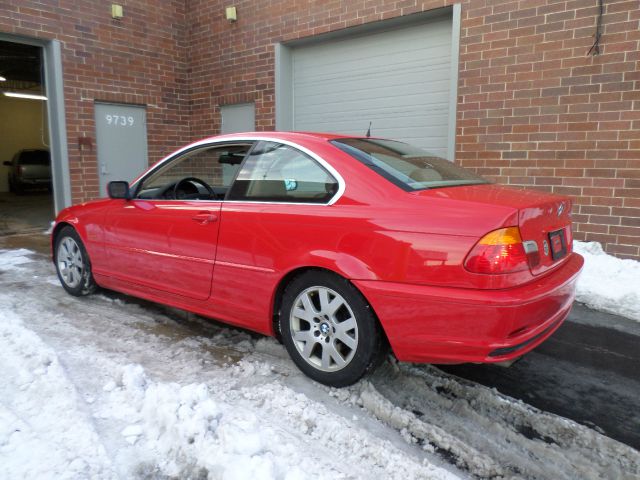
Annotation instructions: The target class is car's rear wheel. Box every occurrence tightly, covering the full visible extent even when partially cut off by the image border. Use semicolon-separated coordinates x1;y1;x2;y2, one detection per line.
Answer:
279;271;382;387
54;226;96;296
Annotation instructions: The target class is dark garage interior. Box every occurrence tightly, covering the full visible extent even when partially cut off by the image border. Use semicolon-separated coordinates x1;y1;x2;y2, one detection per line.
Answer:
0;39;54;235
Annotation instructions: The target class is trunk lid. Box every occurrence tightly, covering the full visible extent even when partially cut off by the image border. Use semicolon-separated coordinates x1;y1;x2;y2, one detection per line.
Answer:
517;193;573;276
413;184;573;275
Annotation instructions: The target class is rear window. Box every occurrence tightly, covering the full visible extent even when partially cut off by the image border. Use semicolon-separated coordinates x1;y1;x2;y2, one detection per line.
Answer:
331;138;488;191
18;150;50;166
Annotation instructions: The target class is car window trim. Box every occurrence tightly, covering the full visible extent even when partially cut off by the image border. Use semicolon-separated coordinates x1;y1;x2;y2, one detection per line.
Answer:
130;141;256;200
131;136;346;206
225;140;339;205
225;137;345;206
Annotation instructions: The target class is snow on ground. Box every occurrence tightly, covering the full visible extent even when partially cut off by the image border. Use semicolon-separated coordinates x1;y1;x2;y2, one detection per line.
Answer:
1;247;639;480
0;248;463;480
0;309;117;479
574;241;640;322
0;248;35;271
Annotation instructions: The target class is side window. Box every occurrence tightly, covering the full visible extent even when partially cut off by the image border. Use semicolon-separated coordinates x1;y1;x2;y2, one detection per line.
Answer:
136;144;251;200
227;142;338;203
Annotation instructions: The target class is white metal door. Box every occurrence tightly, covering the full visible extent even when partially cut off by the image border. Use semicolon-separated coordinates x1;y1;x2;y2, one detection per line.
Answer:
94;103;148;196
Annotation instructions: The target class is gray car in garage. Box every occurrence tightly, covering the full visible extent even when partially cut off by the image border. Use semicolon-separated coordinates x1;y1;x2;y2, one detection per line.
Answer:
4;149;51;194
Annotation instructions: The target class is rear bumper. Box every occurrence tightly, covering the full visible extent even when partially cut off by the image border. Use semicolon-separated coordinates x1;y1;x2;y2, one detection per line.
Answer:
354;252;584;364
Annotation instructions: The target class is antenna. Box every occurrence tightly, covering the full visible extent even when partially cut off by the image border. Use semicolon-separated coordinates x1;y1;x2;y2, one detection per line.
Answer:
366;121;372;138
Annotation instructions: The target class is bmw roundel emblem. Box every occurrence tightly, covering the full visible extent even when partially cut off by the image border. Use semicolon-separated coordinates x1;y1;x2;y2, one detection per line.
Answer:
543;240;549;256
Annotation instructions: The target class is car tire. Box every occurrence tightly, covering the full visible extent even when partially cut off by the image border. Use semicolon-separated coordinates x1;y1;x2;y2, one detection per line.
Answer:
14;181;24;195
54;226;97;296
279;270;383;387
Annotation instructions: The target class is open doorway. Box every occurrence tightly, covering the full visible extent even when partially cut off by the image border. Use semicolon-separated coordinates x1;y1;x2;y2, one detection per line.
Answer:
0;40;54;235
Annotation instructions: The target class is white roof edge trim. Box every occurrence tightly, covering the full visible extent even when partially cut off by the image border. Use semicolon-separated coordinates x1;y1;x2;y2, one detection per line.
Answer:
132;136;346;206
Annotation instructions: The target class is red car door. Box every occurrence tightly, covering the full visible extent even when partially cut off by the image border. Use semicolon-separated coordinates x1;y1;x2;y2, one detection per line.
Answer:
104;199;220;300
102;142;251;301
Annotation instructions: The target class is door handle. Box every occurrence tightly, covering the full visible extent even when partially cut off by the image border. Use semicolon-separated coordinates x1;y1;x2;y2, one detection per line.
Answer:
192;212;218;224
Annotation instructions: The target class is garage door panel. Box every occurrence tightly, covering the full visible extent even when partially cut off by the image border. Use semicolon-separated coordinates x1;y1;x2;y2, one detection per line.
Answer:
291;16;453;154
294;61;452;92
295;109;449;130
295;80;451;108
296;106;450;125
295;50;451;80
293;22;451;68
296;71;451;97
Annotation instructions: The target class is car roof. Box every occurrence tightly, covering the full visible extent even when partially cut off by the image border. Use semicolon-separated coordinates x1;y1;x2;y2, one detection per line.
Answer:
133;131;384;186
200;131;364;143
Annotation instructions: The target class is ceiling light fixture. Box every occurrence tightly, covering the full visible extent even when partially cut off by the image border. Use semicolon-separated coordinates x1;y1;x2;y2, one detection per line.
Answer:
3;92;48;101
0;76;6;82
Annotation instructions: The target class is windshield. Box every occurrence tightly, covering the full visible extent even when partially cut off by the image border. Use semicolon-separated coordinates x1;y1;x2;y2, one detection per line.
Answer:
331;138;488;191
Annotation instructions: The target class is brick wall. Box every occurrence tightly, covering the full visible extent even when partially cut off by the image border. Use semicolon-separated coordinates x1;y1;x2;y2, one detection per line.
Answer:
0;0;190;202
457;0;640;259
1;1;638;258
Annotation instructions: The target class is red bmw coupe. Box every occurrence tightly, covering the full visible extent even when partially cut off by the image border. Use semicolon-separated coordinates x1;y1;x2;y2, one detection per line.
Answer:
52;132;583;386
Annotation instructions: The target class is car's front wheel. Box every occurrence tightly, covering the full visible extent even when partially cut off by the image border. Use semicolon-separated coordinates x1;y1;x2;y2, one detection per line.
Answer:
54;226;96;296
280;271;383;387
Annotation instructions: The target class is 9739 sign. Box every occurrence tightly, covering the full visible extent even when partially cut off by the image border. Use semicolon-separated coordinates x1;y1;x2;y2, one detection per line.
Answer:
105;114;135;127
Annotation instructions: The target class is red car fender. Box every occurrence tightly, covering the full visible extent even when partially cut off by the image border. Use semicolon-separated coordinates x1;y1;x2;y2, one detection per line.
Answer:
300;250;379;281
51;202;110;266
51;212;82;258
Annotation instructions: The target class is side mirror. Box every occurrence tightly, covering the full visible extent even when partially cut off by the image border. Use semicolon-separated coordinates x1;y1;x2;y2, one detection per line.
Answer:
108;181;131;200
3;161;11;166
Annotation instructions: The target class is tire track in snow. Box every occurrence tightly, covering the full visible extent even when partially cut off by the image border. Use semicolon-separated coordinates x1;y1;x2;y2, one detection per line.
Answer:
358;362;640;479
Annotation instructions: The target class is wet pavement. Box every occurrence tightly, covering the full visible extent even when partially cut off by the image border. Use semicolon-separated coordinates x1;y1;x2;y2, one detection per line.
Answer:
0;191;54;235
0;231;50;253
440;304;640;450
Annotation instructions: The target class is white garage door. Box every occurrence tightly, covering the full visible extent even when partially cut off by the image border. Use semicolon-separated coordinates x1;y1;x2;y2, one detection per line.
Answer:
291;17;453;158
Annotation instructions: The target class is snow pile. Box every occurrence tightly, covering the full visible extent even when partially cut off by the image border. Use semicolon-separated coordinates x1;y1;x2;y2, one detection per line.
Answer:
101;365;295;480
574;241;640;321
0;310;116;479
93;362;459;480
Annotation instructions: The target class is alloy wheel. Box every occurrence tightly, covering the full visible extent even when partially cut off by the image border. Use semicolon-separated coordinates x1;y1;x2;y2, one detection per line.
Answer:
57;236;84;289
289;286;358;372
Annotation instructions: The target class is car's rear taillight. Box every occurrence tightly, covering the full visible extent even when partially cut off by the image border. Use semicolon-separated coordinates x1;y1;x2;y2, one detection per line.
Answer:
464;227;532;274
